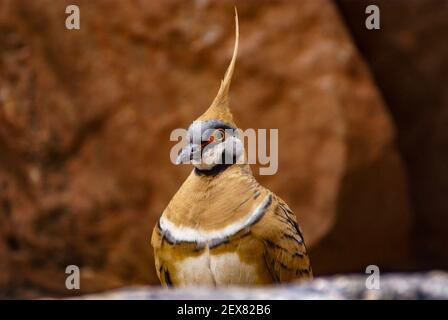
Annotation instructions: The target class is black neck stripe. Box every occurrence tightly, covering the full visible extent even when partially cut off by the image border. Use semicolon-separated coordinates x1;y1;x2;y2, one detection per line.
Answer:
194;163;233;177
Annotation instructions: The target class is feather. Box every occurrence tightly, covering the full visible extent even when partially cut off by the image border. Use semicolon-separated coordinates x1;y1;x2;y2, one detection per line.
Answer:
197;7;239;126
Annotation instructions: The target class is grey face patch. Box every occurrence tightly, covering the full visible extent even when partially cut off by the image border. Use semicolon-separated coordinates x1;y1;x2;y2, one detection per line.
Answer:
187;120;237;144
178;119;243;170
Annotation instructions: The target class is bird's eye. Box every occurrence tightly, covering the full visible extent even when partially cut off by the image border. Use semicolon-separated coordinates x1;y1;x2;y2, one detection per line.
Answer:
214;129;225;141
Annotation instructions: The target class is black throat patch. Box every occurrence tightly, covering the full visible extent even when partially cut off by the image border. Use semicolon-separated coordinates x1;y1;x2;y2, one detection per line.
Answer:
194;162;234;177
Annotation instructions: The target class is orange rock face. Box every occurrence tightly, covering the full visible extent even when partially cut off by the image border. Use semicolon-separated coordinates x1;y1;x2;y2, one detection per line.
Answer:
0;0;411;297
339;0;448;271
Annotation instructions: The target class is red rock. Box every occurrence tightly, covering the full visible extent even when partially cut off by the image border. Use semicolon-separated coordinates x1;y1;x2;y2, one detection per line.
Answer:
338;0;448;271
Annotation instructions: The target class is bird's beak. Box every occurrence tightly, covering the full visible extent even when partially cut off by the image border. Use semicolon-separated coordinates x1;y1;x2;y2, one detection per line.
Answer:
176;143;200;165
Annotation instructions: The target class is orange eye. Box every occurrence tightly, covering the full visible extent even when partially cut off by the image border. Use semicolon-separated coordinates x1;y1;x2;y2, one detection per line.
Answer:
214;129;225;141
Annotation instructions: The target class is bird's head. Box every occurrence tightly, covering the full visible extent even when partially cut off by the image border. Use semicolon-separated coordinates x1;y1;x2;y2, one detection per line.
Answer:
176;9;244;172
176;119;243;171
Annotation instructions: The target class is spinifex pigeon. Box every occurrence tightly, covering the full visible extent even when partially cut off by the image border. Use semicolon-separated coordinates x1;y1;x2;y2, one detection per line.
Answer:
152;9;312;286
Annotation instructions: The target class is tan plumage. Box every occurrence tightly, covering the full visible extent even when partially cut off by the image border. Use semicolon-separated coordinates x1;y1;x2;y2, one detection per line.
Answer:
197;8;239;127
151;8;312;286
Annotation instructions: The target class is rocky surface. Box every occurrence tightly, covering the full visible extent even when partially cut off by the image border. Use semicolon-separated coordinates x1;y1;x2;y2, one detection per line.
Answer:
76;272;448;300
338;0;448;271
0;0;418;298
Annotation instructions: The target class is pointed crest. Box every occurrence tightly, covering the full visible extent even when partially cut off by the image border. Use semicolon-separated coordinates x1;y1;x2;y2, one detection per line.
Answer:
197;7;239;127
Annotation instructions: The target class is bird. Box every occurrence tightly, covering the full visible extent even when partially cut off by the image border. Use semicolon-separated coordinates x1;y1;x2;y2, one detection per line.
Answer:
151;9;312;286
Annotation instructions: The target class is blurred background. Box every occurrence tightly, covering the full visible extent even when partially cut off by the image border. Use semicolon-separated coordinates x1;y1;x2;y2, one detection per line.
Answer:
0;0;447;298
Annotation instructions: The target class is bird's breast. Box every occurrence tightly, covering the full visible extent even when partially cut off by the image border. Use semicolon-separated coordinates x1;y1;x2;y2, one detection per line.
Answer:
173;250;260;286
155;193;274;286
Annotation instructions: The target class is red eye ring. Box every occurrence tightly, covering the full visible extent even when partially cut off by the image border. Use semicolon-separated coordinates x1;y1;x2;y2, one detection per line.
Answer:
201;135;214;148
201;129;224;149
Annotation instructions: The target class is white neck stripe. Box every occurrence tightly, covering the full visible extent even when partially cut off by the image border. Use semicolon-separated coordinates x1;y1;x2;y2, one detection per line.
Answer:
159;194;272;245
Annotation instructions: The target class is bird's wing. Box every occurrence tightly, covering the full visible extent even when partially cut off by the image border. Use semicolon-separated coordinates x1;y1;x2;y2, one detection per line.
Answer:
151;224;172;286
150;225;163;283
253;194;313;283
